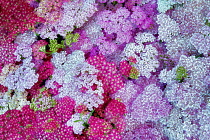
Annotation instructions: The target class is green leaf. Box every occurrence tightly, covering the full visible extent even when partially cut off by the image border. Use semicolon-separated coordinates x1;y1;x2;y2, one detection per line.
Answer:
25;124;32;128
175;66;188;83
30;103;36;110
72;33;80;42
82;122;89;128
205;19;210;27
39;87;46;93
35;33;40;36
195;53;204;58
20;55;26;60
74;120;82;123
45;129;52;133
159;40;163;43
39;46;46;52
47;118;54;123
48;39;64;54
65;32;80;46
0;106;4;109
111;1;118;6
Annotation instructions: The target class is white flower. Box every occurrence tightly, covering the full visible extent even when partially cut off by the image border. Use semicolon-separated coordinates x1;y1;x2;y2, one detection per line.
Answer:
157;0;176;13
135;32;156;44
157;13;180;42
67;113;89;135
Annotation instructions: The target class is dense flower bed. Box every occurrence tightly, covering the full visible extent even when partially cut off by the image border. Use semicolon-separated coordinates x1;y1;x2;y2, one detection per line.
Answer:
0;0;209;139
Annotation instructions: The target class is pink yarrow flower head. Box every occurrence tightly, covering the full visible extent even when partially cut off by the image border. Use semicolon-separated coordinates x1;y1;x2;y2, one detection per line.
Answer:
32;40;48;60
96;36;118;55
87;54;124;94
122;122;163;140
54;96;76;123
87;116;113;138
0;0;45;43
37;61;54;81
105;99;127;121
1;105;39;139
125;0;142;10
0;41;17;65
49;81;62;96
55;124;76;140
35;0;63;23
41;118;60;133
1;109;23;139
119;60;132;77
75;104;88;115
96;7;133;44
20;105;37;139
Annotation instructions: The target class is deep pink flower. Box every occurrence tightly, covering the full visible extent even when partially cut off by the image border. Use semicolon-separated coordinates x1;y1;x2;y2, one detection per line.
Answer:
54;96;76;123
119;61;132;77
0;0;45;43
32;40;48;60
105;99;127;121
87;55;124;94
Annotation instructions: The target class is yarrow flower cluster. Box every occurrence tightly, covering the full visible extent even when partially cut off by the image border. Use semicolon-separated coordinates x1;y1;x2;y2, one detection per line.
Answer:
157;13;180;42
48;50;104;110
0;0;45;42
96;7;133;44
87;54;124;94
32;40;48;60
131;84;172;123
135;32;156;44
87;116;123;139
171;0;209;35
35;0;63;23
36;0;98;39
0;41;17;65
122;42;159;78
159;55;209;110
4;57;39;92
190;26;210;57
0;90;30;115
96;36;118;55
0;0;209;139
130;6;154;30
158;107;209;140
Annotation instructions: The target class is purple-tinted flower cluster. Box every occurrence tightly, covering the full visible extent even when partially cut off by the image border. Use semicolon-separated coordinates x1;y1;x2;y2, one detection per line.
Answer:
131;84;172;123
96;7;133;44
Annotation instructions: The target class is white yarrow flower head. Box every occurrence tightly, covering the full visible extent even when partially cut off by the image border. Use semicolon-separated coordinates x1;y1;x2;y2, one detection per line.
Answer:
67;113;90;135
0;90;30;115
157;13;180;42
157;0;176;13
122;43;159;78
135;32;156;44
